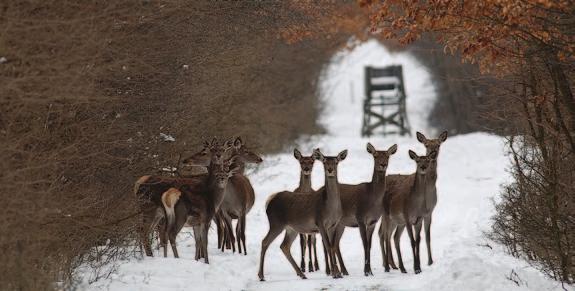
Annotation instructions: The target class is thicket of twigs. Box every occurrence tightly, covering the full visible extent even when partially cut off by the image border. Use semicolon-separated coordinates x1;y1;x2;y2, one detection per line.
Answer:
362;0;574;283
0;1;362;290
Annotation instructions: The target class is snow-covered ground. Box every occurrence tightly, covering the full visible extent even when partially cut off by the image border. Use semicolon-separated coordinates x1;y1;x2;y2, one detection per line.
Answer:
78;40;563;291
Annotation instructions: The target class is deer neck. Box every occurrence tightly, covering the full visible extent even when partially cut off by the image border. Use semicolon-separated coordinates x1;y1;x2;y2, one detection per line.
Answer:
232;159;247;175
297;173;312;192
371;169;387;199
324;175;341;210
209;178;226;211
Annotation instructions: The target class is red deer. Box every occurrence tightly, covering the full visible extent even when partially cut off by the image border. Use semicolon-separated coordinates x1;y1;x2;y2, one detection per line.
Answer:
217;137;263;255
380;131;447;271
414;131;446;267
330;143;397;276
161;159;239;262
134;138;229;257
380;150;438;274
258;149;347;280
292;149;320;273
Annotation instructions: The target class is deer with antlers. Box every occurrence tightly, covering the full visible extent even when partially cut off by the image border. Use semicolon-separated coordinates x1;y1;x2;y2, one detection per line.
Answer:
258;149;347;280
293;149;320;273
328;143;397;276
217;137;263;255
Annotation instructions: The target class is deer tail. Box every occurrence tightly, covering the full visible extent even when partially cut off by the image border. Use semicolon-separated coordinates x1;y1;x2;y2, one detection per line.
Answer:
161;188;182;232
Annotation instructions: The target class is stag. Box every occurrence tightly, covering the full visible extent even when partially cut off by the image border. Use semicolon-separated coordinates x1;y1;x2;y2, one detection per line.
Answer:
258;149;347;280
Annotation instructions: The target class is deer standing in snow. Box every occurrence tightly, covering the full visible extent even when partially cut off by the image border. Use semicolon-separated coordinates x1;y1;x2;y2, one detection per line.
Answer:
217;137;263;255
380;150;438;274
330;143;397;276
293;149;320;273
258;149;347;280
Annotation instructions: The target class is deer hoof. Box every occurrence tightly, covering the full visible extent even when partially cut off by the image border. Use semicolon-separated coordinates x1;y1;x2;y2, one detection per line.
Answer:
384;267;390;273
342;270;349;276
415;268;421;274
428;260;433;266
400;268;407;274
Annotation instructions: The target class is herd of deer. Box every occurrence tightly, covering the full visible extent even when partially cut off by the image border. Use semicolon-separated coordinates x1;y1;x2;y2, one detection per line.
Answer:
132;131;448;282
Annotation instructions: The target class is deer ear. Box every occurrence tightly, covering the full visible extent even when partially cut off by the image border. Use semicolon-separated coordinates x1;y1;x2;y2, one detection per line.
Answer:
429;150;438;160
366;143;376;154
337;150;348;161
408;150;418;160
233;136;243;149
416;132;426;143
388;144;398;154
294;148;302;160
313;148;324;161
439;131;448;143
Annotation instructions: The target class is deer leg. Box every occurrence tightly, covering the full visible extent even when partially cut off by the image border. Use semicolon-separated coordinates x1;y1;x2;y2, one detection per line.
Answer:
333;225;348;276
424;215;433;265
202;223;209;264
414;219;423;262
378;220;387;269
168;228;179;258
358;222;372;276
394;225;407;273
280;229;307;279
312;235;320;271
366;223;376;276
241;214;247;255
216;215;223;250
299;233;307;272
193;225;202;260
258;221;284;281
223;215;236;253
321;235;331;275
159;223;168;258
307;235;314;272
386;227;397;270
141;209;157;257
327;227;342;279
236;218;243;255
405;221;421;274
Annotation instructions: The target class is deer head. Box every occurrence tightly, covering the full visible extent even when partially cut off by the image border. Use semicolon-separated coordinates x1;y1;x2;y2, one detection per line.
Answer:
182;138;230;167
294;148;316;176
416;131;448;155
313;148;347;178
214;157;241;188
409;150;438;176
367;143;397;173
225;136;263;164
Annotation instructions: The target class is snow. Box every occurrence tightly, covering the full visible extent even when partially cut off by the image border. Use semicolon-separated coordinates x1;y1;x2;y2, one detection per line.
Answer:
77;40;564;291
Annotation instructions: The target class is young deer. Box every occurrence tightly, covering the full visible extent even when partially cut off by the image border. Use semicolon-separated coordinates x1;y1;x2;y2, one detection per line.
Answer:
161;160;239;262
258;149;347;281
381;131;447;271
293;149;320;273
380;150;438;274
330;143;397;276
217;137;263;255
